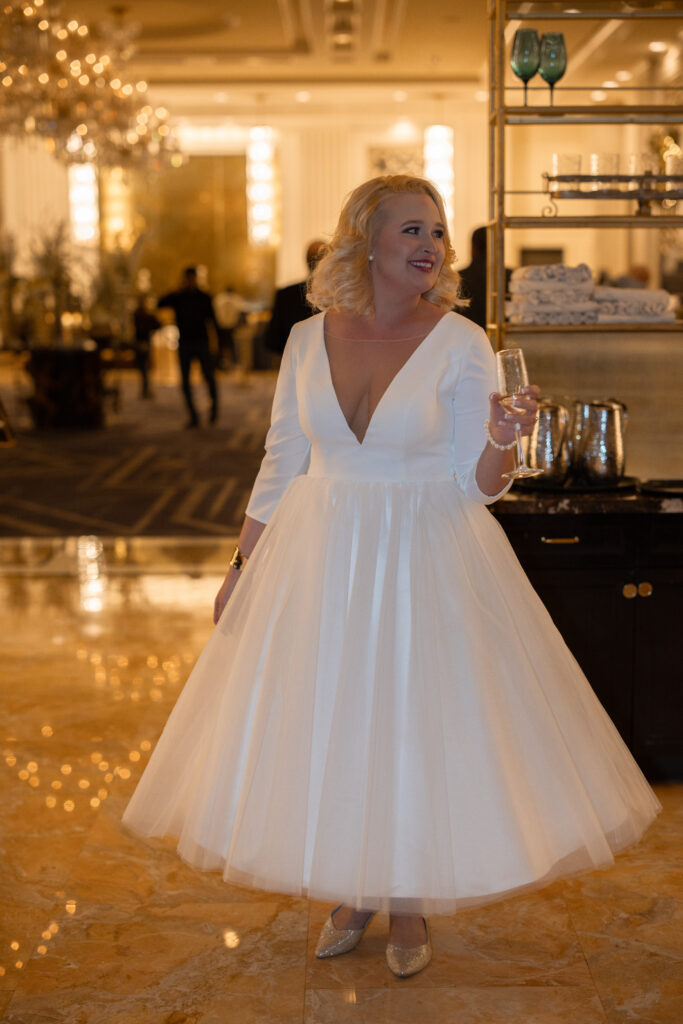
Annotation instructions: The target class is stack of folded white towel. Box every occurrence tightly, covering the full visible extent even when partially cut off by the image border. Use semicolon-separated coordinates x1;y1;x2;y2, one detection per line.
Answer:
507;263;598;324
506;263;678;324
593;286;676;323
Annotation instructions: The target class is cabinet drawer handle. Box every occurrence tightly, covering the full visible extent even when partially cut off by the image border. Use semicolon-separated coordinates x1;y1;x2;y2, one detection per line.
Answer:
622;583;637;599
638;581;653;598
540;536;580;544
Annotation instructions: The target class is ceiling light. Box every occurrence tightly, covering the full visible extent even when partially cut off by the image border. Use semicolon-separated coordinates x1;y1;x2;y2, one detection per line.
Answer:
601;80;618;88
296;90;311;102
648;41;668;53
331;11;354;45
590;89;607;102
475;89;489;102
213;91;228;103
393;90;407;102
615;70;633;82
390;119;417;141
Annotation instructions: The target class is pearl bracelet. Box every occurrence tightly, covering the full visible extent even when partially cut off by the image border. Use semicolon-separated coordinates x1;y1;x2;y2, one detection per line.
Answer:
484;418;517;451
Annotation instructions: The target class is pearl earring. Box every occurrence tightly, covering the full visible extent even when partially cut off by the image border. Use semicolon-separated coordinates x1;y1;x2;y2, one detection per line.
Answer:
369;254;374;262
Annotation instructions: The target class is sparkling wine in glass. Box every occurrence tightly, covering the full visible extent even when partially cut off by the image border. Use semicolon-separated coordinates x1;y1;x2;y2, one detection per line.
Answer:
495;348;543;480
510;29;541;106
539;33;567;107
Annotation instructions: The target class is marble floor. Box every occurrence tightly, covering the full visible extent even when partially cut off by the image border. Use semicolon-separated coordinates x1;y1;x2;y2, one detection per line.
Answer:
1;537;681;1024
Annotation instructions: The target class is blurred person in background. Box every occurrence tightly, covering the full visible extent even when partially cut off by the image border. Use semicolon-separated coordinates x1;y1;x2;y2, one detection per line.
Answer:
158;266;220;428
457;226;511;331
132;295;160;400
263;240;326;356
214;283;250;370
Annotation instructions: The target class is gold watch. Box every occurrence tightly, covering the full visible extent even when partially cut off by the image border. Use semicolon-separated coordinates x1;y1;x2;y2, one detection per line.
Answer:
229;546;248;571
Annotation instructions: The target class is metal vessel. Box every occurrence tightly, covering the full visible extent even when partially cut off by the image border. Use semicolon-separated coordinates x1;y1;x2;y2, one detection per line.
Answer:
527;398;571;482
573;399;628;485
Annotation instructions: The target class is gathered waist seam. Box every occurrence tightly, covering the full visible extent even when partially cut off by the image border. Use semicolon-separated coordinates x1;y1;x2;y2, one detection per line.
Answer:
301;473;456;485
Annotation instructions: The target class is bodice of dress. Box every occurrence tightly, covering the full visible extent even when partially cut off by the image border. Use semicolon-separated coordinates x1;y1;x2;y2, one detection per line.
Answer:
246;311;510;522
323;327;432;446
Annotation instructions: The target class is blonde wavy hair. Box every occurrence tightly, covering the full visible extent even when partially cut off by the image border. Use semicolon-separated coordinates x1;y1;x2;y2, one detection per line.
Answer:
307;175;461;315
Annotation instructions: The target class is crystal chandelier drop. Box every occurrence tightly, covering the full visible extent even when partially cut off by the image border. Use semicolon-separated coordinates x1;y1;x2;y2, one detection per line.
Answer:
0;0;182;166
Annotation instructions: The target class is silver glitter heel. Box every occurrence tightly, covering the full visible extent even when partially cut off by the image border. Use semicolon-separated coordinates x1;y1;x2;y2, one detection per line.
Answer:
315;904;374;959
385;918;432;978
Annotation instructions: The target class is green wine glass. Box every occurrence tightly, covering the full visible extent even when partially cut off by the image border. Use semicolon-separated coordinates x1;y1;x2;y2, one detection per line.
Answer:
539;33;567;107
510;29;541;107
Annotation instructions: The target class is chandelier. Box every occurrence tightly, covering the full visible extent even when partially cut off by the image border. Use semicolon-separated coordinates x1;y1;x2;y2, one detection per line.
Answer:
0;0;181;165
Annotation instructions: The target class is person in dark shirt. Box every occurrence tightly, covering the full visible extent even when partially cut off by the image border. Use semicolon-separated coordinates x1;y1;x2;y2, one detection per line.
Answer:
263;240;326;355
132;295;160;399
457;227;511;331
158;267;220;427
457;227;488;330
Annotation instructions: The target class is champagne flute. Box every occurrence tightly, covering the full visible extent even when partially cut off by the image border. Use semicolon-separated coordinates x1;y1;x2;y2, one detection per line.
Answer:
539;33;567;107
510;29;541;107
495;348;543;480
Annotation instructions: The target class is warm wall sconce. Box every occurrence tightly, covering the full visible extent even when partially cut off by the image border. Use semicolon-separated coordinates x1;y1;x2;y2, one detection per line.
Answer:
423;124;454;232
68;164;99;246
246;126;279;247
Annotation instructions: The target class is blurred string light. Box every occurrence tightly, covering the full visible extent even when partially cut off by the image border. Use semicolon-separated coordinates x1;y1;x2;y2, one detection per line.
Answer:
423;124;454;233
0;0;181;166
246;126;279;247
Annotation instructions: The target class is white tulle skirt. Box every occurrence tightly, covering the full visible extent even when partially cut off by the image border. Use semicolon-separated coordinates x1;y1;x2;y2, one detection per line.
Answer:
122;476;660;914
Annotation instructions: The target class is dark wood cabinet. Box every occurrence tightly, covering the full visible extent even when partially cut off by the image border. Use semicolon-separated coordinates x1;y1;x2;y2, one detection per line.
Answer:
494;510;683;781
632;566;683;780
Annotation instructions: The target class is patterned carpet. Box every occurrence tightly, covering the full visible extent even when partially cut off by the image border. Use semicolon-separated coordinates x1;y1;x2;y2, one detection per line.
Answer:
0;369;276;537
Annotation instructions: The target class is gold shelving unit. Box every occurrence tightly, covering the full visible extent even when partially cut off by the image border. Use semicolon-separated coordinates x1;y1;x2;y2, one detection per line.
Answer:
487;0;683;350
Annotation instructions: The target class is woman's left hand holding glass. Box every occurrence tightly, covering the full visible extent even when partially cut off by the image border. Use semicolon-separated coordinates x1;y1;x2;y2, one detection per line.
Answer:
487;384;539;446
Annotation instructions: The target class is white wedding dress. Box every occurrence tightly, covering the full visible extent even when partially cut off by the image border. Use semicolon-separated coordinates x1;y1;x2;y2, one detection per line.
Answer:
123;311;660;914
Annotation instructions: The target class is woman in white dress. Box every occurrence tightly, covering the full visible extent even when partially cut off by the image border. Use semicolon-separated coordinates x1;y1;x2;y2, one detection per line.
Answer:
123;175;660;979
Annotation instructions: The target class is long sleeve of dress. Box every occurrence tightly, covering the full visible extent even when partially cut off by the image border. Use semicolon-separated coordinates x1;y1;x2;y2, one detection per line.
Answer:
451;325;513;505
245;331;311;524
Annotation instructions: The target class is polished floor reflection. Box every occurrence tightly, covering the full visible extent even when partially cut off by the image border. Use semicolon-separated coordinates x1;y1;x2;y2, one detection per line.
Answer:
1;537;681;1024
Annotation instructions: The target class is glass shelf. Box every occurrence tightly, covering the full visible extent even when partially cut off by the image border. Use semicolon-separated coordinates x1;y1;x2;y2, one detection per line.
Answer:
506;1;683;18
499;322;683;334
541;174;683;208
501;215;683;227
498;106;683;124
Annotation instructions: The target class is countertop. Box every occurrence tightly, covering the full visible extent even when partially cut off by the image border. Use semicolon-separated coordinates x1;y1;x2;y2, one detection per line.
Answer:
493;485;683;515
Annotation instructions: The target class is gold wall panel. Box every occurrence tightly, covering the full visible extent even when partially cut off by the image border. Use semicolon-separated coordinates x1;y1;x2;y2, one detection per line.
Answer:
126;156;274;302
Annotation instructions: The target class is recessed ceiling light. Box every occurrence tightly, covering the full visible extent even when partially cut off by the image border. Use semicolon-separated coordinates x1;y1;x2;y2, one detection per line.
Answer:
474;89;489;102
213;91;228;103
393;90;407;102
590;89;607;102
295;90;311;103
615;70;633;82
391;119;418;141
602;80;618;88
648;41;668;53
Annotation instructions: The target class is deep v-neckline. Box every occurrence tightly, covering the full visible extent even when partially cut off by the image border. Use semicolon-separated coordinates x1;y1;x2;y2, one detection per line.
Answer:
321;311;450;447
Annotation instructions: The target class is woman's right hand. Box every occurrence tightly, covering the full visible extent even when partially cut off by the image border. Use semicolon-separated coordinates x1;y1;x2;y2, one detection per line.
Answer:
213;568;241;624
213;517;266;624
